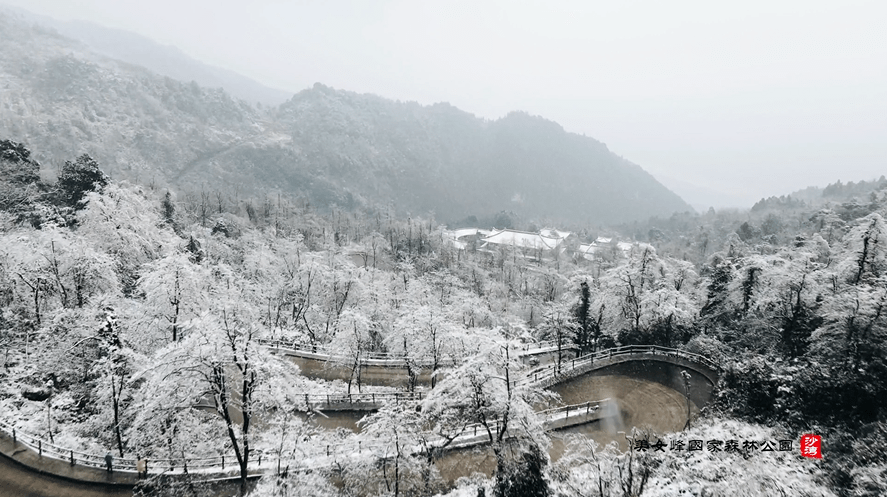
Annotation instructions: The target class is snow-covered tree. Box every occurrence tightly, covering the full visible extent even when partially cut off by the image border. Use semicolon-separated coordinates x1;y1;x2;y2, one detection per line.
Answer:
137;252;208;344
355;402;446;496
56;154;109;209
421;339;554;495
131;288;302;495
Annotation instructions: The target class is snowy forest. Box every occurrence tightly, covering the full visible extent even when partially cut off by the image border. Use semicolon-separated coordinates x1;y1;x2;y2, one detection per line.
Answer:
1;138;886;496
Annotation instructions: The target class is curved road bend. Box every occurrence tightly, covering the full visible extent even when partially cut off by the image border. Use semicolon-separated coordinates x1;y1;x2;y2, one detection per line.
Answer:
1;351;713;494
550;374;700;452
429;373;701;483
0;454;133;497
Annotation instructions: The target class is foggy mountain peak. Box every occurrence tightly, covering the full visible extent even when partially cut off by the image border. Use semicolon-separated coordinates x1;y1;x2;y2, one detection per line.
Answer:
0;7;692;225
1;3;293;107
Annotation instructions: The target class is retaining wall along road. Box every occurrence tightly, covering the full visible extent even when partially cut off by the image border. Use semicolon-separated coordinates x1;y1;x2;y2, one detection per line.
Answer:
261;338;576;387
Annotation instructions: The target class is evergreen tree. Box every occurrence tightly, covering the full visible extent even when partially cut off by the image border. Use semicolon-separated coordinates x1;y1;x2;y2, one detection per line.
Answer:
573;280;591;353
700;259;734;327
0;139;40;184
0;139;41;213
161;191;176;225
57;154;109;208
493;442;550;497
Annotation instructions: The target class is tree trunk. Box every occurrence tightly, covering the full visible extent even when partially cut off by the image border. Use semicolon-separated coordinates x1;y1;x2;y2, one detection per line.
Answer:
170;269;181;342
18;274;41;326
215;363;251;496
45;395;54;443
111;377;125;457
48;242;69;308
394;435;400;497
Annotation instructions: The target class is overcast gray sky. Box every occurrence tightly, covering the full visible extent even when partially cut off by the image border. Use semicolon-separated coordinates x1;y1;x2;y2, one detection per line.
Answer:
7;0;887;209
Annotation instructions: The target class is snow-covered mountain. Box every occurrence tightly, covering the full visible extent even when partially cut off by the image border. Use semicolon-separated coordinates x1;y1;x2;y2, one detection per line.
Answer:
0;9;691;225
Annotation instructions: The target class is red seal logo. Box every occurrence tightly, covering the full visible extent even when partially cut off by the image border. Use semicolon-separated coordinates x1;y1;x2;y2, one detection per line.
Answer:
800;434;822;459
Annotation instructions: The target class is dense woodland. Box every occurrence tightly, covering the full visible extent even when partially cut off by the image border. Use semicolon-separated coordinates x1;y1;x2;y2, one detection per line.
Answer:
2;138;885;496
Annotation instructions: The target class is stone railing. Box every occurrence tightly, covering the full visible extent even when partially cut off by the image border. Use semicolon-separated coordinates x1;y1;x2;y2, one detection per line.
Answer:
0;418;250;476
525;344;720;388
258;338;571;366
444;398;613;449
299;391;425;409
0;395;614;483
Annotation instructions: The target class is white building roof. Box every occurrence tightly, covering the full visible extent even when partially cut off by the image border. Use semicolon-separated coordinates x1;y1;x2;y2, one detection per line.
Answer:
481;229;563;250
452;228;480;239
539;228;572;239
577;243;601;260
442;229;472;250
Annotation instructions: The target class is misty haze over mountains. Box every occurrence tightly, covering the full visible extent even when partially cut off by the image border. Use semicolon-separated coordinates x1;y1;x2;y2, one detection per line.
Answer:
6;5;880;225
4;4;293;106
0;7;692;225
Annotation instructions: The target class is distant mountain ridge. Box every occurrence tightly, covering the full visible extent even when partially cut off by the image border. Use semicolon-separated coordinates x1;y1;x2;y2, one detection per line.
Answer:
2;4;293;106
0;10;692;225
750;176;887;215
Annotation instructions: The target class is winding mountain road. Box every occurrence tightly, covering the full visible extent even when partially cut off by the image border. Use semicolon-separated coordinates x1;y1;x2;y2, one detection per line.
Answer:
0;344;719;495
0;455;132;497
